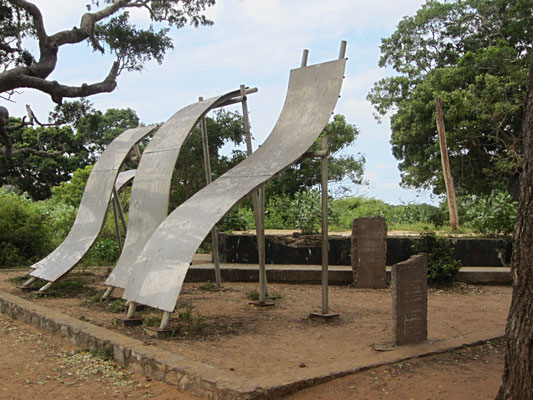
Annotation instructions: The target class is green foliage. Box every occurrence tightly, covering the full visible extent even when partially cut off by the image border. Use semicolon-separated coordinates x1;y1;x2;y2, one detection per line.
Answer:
0;188;55;267
0;122;90;200
246;288;282;303
462;190;518;236
170;109;247;207
1;105;141;200
50;165;93;208
30;277;98;298
412;231;461;285
291;189;323;235
331;196;445;231
85;238;120;265
264;190;338;234
266;115;365;197
198;280;217;292
368;0;532;197
218;204;255;232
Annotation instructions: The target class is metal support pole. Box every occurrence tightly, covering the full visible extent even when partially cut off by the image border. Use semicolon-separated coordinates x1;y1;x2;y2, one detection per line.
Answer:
113;187;128;233
39;281;53;292
339;40;347;59
199;97;222;289
241;84;268;302
301;49;309;67
126;302;137;318
101;286;114;300
22;277;37;287
133;144;141;160
111;193;123;253
320;134;329;315
160;311;171;329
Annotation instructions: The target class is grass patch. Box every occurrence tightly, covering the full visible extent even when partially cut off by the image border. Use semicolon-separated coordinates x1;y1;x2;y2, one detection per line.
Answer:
27;277;98;298
198;280;218;292
246;288;283;303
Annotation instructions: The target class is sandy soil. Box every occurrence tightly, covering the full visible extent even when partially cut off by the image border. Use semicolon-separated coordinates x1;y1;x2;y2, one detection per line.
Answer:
287;338;506;399
0;312;199;400
0;268;512;398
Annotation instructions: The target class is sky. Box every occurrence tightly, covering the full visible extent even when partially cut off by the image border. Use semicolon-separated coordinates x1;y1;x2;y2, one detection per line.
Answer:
2;0;442;205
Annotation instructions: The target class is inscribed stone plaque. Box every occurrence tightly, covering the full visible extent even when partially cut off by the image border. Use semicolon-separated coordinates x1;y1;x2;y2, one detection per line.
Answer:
391;253;428;345
351;216;387;288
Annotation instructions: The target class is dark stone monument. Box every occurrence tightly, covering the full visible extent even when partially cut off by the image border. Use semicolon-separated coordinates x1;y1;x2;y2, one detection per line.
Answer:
391;253;428;345
351;216;387;288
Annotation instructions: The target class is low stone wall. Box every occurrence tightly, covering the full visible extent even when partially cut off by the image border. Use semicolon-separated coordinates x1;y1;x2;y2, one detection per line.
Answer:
217;234;507;267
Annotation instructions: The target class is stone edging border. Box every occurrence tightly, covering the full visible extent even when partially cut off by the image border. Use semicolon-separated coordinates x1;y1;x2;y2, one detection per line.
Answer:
0;288;505;399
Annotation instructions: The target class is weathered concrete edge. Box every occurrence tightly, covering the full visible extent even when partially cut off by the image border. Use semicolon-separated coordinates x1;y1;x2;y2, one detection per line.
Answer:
0;288;505;399
0;289;260;400
252;331;505;398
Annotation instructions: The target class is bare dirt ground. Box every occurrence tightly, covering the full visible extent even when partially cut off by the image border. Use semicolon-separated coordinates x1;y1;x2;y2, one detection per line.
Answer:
286;338;506;399
0;312;199;400
0;268;512;399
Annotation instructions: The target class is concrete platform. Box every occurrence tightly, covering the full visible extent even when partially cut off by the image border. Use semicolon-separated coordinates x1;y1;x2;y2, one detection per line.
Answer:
187;255;512;285
0;287;506;399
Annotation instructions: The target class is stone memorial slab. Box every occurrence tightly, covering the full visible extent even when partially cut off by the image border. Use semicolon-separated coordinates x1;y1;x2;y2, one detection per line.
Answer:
391;253;428;345
351;216;387;288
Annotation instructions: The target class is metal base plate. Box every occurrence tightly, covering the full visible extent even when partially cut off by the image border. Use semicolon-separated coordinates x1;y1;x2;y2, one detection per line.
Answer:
143;326;173;338
17;285;35;292
309;312;339;320
115;316;143;327
249;301;275;307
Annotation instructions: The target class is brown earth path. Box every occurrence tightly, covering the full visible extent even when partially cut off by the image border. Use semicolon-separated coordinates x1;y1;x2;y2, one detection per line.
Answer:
0;309;505;399
0;312;200;400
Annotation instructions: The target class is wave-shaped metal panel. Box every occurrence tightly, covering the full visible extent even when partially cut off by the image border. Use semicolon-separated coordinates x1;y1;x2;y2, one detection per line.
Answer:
115;169;136;189
123;58;346;312
30;125;157;281
105;90;241;289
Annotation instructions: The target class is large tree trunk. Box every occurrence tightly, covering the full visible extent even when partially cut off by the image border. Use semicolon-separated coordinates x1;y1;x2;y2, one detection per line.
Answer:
496;56;533;399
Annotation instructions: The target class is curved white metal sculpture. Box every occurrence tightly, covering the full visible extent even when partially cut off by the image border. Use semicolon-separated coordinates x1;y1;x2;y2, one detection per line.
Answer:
105;90;248;291
30;125;158;282
123;56;347;312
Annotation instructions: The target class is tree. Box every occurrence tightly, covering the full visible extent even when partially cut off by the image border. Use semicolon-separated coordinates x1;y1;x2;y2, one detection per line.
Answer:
0;0;215;156
170;109;247;206
368;0;533;198
496;52;533;400
0;103;141;199
266;114;366;197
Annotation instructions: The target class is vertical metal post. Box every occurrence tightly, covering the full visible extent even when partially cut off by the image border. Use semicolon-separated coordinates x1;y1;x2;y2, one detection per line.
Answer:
301;49;309;67
320;134;329;315
241;84;268;302
160;311;171;329
113;187;128;233
111;193;123;253
339;40;347;59
199;97;222;289
126;302;136;318
39;281;53;292
133;144;141;160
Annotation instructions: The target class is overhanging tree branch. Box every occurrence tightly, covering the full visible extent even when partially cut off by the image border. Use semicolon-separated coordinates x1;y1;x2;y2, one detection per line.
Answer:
14;61;120;104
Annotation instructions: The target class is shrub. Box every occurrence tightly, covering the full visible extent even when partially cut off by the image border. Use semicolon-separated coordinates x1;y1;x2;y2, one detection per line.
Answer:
0;188;55;267
85;238;120;265
330;196;444;230
49;165;92;208
218;204;255;232
463;190;517;236
292;190;323;234
412;230;461;285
